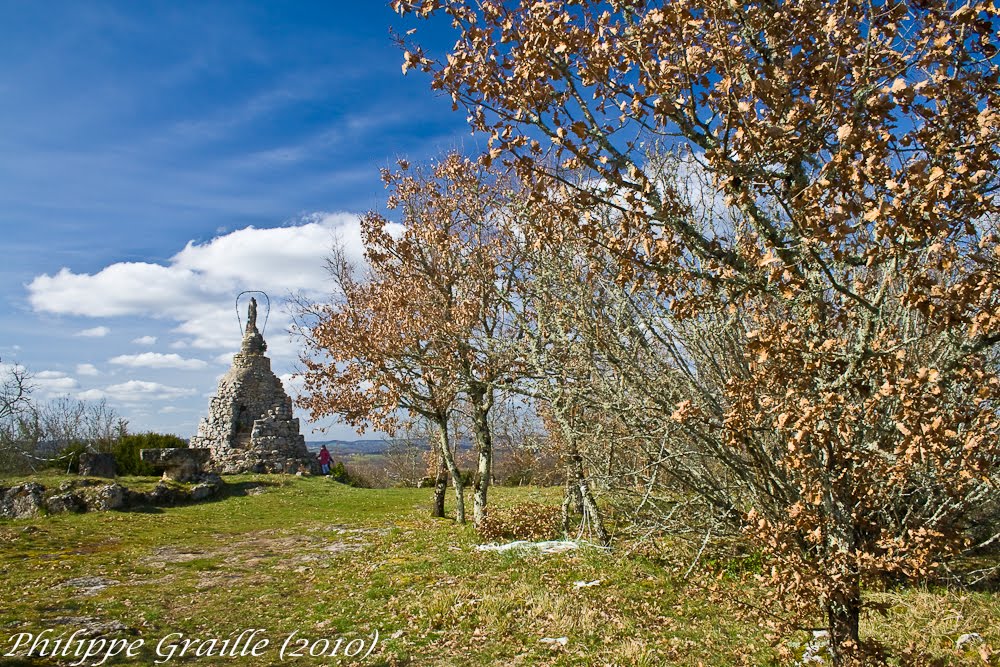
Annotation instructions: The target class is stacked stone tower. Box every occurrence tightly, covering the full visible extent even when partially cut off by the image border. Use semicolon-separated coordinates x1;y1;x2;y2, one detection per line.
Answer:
191;298;314;474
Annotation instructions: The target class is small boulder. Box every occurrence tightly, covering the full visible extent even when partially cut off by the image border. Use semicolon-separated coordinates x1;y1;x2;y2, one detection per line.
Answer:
83;484;126;511
0;483;45;519
145;481;183;506
45;492;85;514
190;473;223;501
957;633;985;650
190;484;215;502
79;452;117;478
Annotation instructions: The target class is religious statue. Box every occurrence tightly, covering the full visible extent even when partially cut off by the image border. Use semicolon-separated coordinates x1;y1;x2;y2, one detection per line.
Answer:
247;297;258;332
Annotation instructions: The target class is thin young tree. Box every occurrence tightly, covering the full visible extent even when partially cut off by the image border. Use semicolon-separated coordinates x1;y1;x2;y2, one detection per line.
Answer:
0;361;35;474
296;238;466;521
299;155;523;525
359;154;525;527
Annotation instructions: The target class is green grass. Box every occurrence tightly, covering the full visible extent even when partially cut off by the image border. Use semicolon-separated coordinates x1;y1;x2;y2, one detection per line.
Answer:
1;475;999;665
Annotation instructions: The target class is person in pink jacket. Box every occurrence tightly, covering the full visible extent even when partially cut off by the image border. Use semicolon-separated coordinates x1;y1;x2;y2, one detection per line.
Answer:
318;445;331;475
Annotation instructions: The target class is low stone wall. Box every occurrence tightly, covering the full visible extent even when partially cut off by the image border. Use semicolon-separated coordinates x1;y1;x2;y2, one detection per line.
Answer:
0;475;225;520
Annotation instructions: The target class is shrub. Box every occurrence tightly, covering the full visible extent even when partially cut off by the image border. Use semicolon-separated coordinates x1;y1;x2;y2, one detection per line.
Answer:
328;461;375;488
114;432;187;476
477;502;562;542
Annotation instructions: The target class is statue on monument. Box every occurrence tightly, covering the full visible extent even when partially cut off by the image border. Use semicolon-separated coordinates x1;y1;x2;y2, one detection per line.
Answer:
247;297;258;332
190;290;311;474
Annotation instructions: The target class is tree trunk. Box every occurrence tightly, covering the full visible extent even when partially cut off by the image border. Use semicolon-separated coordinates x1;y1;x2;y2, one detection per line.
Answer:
437;421;465;524
827;574;862;665
473;445;491;528
823;481;861;665
565;434;610;547
561;474;581;534
471;401;493;528
431;457;447;518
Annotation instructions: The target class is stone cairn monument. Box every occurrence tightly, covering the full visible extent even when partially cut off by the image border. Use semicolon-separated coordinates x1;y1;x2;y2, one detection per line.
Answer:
190;296;315;474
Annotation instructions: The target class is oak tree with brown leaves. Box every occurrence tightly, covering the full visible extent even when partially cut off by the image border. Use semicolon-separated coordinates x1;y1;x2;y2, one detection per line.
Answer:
296;225;466;521
299;154;522;527
396;1;1000;662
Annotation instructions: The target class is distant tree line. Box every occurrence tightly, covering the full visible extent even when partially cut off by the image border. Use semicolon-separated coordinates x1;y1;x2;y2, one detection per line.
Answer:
0;363;185;476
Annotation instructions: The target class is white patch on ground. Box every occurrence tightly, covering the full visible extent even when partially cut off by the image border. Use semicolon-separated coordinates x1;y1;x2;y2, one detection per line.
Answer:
58;576;120;596
476;540;580;555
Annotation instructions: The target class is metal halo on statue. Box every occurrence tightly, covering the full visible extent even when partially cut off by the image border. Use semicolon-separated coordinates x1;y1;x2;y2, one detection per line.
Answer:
236;290;271;336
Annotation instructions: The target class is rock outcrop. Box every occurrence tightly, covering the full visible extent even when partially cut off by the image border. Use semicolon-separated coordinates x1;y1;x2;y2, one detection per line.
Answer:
190;298;314;474
45;492;86;514
0;478;225;519
140;447;210;482
0;483;45;519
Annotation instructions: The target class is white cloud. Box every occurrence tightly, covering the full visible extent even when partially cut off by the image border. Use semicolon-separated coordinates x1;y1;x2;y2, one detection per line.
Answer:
32;370;79;397
109;352;208;370
76;363;99;376
132;335;157;345
80;380;197;403
74;326;111;337
278;372;305;399
27;213;364;355
214;352;235;366
76;389;106;401
0;362;27;379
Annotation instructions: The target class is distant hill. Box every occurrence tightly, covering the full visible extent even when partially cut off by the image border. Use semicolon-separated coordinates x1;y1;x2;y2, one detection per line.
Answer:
306;437;475;456
306;439;401;456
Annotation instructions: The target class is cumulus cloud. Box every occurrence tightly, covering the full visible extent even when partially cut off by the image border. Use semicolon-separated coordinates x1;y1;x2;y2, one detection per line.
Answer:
109;352;208;370
74;326;111;338
79;380;197;403
0;362;26;379
132;335;157;345
27;213;363;357
76;389;105;401
31;370;79;397
214;352;235;366
76;363;99;376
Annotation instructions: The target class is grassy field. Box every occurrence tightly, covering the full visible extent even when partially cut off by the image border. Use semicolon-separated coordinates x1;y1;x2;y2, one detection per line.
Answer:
1;475;999;666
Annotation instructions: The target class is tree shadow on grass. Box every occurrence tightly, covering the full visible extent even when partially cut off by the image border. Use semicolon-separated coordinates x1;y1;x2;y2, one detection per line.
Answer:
114;505;164;514
215;480;281;500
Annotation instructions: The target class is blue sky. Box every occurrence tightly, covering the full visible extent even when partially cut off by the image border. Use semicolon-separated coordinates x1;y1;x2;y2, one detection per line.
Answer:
0;2;476;439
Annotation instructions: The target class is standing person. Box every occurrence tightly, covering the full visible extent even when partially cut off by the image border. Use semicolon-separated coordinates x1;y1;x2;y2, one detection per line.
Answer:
318;445;331;476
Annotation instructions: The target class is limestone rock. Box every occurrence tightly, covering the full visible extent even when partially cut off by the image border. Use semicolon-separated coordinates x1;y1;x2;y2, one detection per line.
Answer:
190;474;223;501
0;483;45;519
0;477;224;519
83;483;126;511
45;492;85;514
79;452;117;478
145;481;182;506
190;299;314;474
49;616;132;638
58;576;119;596
140;447;210;482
